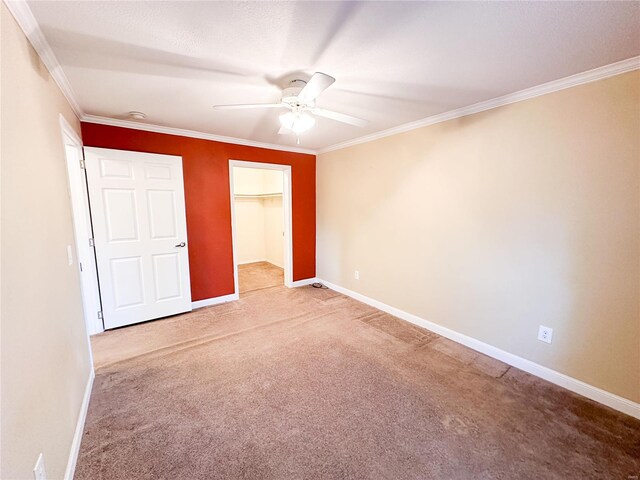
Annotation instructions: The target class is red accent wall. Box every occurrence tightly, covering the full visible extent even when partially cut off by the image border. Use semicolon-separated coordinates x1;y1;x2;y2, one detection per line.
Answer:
81;123;316;301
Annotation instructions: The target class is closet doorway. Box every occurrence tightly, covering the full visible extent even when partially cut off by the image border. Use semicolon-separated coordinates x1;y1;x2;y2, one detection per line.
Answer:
229;161;293;294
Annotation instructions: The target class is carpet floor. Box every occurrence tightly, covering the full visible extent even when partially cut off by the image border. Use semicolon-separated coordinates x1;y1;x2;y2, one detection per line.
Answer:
238;261;283;293
80;282;639;479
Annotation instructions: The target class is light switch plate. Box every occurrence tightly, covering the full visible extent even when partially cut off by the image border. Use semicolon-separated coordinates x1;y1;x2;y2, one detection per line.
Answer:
67;245;73;266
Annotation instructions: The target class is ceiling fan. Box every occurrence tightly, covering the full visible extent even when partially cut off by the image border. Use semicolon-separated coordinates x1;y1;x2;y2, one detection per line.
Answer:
213;72;368;142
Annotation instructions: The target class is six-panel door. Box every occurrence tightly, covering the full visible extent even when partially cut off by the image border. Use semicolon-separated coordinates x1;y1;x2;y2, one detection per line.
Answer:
84;147;192;329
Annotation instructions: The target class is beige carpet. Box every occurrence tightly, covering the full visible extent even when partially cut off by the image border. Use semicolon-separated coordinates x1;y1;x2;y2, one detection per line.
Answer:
80;283;639;479
238;261;283;293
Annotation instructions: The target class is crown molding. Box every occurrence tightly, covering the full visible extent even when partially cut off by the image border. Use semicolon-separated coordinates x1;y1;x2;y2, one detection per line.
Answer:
4;0;84;118
318;55;640;154
6;0;637;156
4;0;313;155
81;115;317;155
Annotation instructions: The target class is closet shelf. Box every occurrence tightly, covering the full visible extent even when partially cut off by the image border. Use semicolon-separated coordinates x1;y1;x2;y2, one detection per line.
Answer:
234;193;283;199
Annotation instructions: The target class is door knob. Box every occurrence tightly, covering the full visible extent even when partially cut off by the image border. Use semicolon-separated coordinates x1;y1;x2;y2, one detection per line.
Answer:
175;242;186;248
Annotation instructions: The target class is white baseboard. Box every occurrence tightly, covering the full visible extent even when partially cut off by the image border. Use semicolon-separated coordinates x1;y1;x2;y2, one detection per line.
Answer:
238;259;267;265
290;277;318;288
317;278;640;420
238;259;284;269
64;368;95;480
192;293;239;309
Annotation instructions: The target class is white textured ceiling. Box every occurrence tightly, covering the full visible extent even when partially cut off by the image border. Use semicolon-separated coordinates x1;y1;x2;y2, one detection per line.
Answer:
27;1;640;151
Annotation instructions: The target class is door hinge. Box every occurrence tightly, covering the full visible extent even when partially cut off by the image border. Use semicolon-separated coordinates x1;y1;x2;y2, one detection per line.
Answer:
80;159;86;169
97;310;103;320
89;238;95;247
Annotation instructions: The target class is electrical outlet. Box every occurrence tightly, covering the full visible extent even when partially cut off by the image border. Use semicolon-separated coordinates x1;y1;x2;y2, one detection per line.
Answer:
537;325;553;344
354;270;359;280
33;453;46;480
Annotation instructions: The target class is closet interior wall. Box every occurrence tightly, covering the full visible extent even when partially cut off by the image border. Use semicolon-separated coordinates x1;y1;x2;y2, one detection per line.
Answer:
233;167;284;267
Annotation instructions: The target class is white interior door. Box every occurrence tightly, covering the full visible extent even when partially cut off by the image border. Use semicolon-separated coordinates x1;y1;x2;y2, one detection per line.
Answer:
84;147;192;329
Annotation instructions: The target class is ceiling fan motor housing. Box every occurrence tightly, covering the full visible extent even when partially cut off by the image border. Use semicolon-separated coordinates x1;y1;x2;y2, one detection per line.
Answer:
281;79;311;107
213;72;367;131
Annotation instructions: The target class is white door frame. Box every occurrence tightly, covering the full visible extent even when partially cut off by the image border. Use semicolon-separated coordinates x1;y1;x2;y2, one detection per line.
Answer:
59;115;104;336
229;160;293;292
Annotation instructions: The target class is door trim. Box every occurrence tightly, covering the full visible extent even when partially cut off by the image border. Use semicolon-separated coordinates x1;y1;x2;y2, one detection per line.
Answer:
59;114;104;336
229;160;294;293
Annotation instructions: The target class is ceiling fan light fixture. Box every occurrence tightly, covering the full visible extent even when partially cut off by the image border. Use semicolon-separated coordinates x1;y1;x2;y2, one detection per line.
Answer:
279;111;315;133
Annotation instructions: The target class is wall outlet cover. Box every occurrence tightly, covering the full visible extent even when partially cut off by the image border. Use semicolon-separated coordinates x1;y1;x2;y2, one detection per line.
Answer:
537;325;553;344
354;270;360;280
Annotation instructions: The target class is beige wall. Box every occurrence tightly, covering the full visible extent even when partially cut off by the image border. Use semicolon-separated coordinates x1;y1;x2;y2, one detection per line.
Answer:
262;170;284;195
233;166;265;195
235;198;267;263
1;4;92;479
264;196;284;268
317;71;640;403
233;167;283;195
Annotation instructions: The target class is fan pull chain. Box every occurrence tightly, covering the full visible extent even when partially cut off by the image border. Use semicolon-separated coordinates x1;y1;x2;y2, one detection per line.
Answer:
296;134;300;145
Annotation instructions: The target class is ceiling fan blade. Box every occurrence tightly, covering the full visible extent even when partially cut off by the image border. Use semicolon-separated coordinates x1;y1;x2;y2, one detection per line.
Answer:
312;108;368;127
298;72;335;104
277;125;291;135
213;103;285;110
